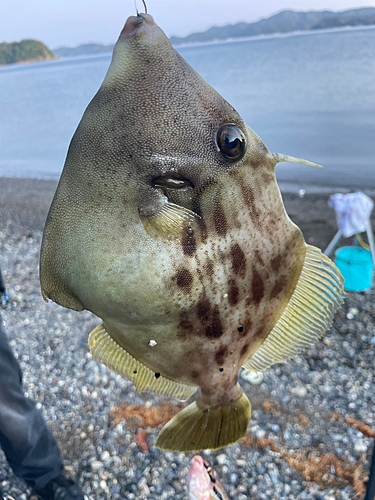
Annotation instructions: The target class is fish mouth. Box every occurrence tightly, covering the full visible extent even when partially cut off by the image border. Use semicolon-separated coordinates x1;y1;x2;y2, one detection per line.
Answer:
120;13;155;37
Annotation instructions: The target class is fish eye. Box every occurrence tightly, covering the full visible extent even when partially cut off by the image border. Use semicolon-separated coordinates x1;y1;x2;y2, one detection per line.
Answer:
216;124;246;162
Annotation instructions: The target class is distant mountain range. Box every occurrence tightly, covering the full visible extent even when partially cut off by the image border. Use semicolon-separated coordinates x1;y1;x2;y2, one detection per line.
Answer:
54;7;375;58
0;39;56;65
170;7;375;45
2;7;375;65
54;42;115;58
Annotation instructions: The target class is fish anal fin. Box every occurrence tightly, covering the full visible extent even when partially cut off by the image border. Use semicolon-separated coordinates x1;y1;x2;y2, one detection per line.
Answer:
88;323;197;401
155;388;251;452
244;245;344;373
140;201;199;242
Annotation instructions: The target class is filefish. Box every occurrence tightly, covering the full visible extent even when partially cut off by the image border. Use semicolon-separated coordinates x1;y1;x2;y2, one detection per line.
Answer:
187;455;229;500
40;11;344;452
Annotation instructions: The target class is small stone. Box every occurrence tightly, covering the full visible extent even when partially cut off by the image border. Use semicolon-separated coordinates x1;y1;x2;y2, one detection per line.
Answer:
284;484;291;494
236;459;247;467
148;340;157;347
101;451;110;461
216;453;227;465
90;460;103;471
229;473;238;484
255;429;266;439
291;386;307;397
138;477;150;495
100;480;107;490
354;439;368;453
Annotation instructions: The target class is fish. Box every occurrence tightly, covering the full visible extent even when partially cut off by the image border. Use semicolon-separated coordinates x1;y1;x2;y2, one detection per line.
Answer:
40;10;344;452
187;455;229;500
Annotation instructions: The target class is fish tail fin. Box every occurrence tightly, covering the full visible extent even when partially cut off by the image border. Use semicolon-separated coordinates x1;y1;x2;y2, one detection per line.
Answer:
155;387;251;452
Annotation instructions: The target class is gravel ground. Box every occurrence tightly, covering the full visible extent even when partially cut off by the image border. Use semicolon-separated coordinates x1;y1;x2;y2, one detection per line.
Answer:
0;178;374;500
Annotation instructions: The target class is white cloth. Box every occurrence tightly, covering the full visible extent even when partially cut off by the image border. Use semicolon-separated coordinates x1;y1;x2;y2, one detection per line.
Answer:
328;192;374;238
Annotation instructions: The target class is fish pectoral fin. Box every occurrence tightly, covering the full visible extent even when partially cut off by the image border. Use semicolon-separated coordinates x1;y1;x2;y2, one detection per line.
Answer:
140;201;199;241
155;387;251;452
88;324;197;401
244;245;344;373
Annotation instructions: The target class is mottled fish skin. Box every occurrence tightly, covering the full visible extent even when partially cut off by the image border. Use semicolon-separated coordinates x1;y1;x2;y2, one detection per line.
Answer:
40;13;344;451
187;455;229;500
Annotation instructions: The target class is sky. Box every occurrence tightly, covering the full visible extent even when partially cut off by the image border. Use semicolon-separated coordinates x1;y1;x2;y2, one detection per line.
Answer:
1;0;375;48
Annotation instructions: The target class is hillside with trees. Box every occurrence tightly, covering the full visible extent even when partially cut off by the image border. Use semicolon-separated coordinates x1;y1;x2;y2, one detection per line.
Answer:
0;39;56;65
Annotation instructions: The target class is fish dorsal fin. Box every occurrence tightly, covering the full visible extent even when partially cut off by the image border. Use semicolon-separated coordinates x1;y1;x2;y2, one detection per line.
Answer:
273;153;323;169
88;324;197;401
243;245;344;373
140;201;199;241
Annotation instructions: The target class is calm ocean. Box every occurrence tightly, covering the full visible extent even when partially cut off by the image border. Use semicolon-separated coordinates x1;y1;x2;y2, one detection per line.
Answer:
1;25;375;192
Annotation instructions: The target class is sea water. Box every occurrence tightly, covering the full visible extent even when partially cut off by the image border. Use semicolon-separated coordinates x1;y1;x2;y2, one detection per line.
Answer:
0;25;375;192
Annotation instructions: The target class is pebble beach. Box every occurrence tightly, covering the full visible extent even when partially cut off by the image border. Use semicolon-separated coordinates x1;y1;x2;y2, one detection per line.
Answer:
0;177;374;500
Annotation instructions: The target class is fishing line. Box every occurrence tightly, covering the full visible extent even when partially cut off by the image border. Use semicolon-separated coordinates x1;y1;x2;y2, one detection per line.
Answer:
134;0;147;15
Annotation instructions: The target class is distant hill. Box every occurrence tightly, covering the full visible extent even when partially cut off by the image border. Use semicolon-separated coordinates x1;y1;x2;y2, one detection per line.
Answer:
169;7;375;45
54;43;114;58
51;7;375;58
0;39;56;65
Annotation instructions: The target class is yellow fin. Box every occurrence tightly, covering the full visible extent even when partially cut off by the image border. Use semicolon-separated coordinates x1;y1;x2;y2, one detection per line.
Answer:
140;201;199;241
155;387;251;451
88;324;197;401
244;245;344;373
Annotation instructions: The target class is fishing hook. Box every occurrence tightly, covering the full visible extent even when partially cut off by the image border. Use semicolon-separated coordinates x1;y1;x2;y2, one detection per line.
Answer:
135;0;147;15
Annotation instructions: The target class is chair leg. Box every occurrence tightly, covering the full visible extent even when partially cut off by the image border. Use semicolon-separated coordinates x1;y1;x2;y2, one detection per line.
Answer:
324;231;342;257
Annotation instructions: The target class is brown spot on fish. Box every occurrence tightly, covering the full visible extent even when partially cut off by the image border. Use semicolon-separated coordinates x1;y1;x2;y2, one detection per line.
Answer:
230;243;246;277
262;171;274;184
205;305;223;339
239;181;262;225
204;258;214;277
250;158;262;169
181;228;196;256
254;249;265;267
177;312;194;340
174;267;193;293
228;278;239;306
196;215;208;243
251;267;265;305
240;343;250;358
215;345;228;365
271;278;286;299
271;254;283;272
239;180;255;207
197;296;211;321
213;201;227;236
254;324;266;341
